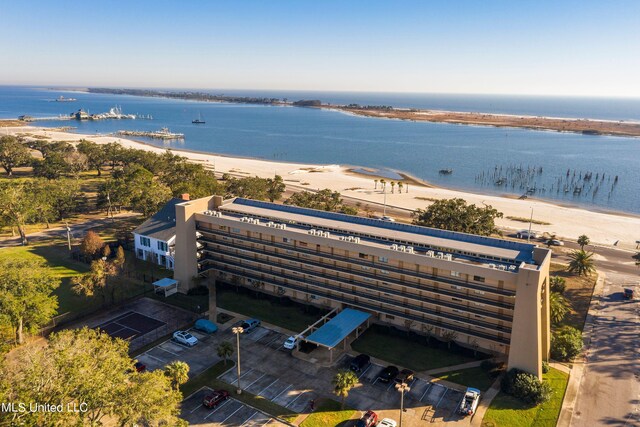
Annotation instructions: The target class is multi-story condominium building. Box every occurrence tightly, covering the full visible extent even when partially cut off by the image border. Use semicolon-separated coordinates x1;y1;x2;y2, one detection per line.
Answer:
174;195;551;378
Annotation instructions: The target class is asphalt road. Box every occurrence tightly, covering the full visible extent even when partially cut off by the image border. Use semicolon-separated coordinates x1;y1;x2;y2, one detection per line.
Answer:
571;271;640;427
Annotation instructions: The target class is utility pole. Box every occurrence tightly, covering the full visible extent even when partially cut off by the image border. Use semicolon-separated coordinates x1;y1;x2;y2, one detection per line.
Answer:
383;187;387;217
232;326;244;394
527;207;534;243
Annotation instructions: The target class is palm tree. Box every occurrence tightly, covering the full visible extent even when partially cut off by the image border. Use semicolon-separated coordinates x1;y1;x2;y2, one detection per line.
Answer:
577;235;590;250
217;341;234;366
441;330;458;349
397;182;403;194
379;179;386;192
550;291;571;324
390;181;395;194
332;370;358;409
374;179;378;190
567;250;595;276
164;361;190;390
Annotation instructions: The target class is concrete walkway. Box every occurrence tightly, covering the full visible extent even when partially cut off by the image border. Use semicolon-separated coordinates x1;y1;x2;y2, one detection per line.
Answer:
556;271;605;427
471;377;502;427
425;360;485;376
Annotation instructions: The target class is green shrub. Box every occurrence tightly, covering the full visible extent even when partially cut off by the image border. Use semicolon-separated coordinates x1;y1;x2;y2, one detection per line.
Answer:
501;368;552;405
550;276;566;294
551;326;583;361
542;361;550;373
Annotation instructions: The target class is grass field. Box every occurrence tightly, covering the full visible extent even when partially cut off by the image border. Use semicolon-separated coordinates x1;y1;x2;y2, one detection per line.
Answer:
482;368;569;427
217;289;326;332
351;325;477;371
434;366;495;391
550;263;596;331
299;399;355;427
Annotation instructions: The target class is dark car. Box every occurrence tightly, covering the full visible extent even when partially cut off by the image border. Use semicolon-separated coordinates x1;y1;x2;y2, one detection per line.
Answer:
350;354;371;373
203;390;230;409
134;362;146;372
623;288;634;300
378;365;399;383
355;410;378;427
395;368;414;384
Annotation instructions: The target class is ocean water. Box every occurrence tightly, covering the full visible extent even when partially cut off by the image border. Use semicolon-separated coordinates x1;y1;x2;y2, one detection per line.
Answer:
1;86;639;214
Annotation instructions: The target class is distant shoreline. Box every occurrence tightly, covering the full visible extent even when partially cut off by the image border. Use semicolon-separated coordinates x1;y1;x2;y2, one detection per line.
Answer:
68;87;640;138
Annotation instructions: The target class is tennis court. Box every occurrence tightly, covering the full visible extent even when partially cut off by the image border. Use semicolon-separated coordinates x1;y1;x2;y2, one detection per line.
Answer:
96;311;166;340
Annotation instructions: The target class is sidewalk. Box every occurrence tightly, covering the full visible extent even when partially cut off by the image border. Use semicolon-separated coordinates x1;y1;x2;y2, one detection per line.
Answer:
471;377;501;427
556;271;605;427
425;360;485;376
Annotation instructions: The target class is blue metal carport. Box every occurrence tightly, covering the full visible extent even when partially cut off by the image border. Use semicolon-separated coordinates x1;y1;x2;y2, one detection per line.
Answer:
304;308;371;361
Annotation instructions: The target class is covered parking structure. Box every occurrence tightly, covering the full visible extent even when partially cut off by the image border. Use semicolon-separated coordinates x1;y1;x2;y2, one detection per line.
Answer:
303;308;371;362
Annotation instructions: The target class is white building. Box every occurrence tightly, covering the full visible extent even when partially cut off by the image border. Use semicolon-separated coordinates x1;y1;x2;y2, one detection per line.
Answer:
133;195;190;269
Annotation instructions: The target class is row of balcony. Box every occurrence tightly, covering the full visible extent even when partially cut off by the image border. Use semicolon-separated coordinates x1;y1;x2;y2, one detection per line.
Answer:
200;259;511;346
196;226;517;298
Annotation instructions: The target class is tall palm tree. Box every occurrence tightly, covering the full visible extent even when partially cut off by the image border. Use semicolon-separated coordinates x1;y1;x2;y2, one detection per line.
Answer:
164;361;190;390
550;291;571;324
379;179;386;192
390;181;396;194
332;370;358;409
397;182;403;194
567;250;595;276
217;341;234;366
374;179;378;190
577;235;590;250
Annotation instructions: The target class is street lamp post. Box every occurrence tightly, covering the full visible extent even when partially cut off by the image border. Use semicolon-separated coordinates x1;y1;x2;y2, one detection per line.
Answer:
395;382;410;427
232;326;244;394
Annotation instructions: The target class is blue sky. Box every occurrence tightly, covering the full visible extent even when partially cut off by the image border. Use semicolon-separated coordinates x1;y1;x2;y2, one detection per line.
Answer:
1;0;639;96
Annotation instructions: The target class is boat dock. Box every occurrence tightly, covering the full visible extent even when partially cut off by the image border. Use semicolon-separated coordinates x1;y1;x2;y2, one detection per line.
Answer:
116;127;184;140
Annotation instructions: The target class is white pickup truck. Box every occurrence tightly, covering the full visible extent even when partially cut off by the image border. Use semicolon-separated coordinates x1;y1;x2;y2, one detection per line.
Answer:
459;387;481;416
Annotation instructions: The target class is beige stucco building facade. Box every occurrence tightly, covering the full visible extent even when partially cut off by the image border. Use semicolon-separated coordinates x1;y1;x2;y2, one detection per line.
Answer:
175;196;551;378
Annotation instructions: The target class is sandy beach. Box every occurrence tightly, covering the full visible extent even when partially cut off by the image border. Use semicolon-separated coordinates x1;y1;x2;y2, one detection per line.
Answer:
8;125;640;249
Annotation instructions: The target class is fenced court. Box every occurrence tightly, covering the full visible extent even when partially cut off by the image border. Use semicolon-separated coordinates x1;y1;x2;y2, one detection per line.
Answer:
95;311;166;340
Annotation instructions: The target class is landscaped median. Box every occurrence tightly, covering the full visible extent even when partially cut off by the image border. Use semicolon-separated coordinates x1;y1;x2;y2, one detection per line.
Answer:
433;366;495;392
299;399;356;427
482;367;569;427
180;360;298;424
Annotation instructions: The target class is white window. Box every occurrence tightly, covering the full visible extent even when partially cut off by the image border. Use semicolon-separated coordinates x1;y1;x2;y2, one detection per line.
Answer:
474;290;485;295
231;228;240;233
283;237;291;243
379;269;390;275
140;236;150;247
450;271;461;277
361;266;371;271
451;285;463;290
157;241;168;252
473;302;486;307
378;256;389;263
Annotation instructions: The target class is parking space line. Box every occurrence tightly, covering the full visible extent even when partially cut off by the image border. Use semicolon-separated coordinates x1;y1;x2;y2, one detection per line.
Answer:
386;381;396;391
240;411;258;426
450;393;465;418
221;404;244;423
203;399;230;419
435;388;449;409
358;365;371;380
420;383;433;401
273;384;292;400
264;334;282;346
286;390;307;408
258;379;279;395
240;368;254;379
159;347;181;357
144;353;167;363
245;373;267;389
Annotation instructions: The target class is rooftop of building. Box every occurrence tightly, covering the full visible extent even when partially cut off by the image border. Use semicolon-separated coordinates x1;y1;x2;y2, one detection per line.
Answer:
196;197;538;269
133;197;184;242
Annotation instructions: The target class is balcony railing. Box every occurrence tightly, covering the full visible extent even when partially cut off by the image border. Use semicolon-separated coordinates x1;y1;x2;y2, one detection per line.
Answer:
201;260;511;346
196;227;517;298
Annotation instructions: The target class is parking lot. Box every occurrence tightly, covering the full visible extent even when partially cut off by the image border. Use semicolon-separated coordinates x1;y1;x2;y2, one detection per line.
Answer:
136;316;473;426
181;387;288;426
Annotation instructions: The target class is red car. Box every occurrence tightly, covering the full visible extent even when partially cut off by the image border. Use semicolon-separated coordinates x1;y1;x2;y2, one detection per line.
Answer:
355;410;378;427
134;362;146;372
203;390;230;409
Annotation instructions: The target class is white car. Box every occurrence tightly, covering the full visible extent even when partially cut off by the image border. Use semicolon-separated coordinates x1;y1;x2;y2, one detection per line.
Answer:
549;239;564;246
516;230;539;239
283;336;300;350
381;216;396;222
459;387;481;416
173;330;198;347
377;419;397;427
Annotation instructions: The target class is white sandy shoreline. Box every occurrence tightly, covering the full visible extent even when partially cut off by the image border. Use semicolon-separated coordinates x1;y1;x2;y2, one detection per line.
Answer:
10;126;640;249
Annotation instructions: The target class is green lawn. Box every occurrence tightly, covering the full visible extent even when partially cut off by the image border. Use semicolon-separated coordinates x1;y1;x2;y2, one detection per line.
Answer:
181;360;298;422
217;289;326;332
434;366;495;391
351;325;477;371
482;368;569;427
300;399;356;427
